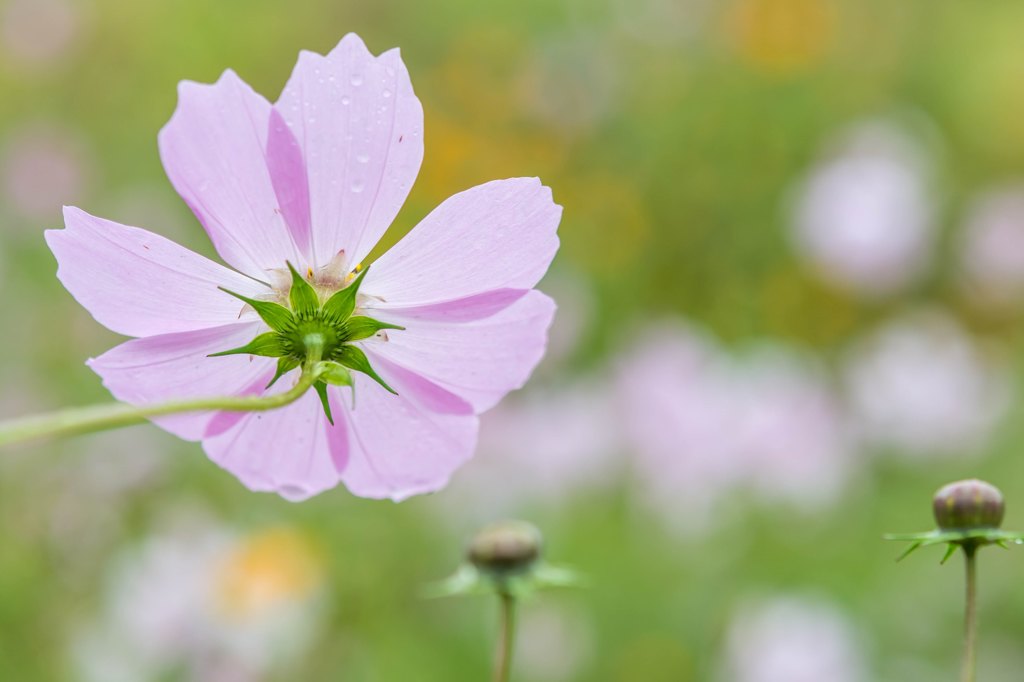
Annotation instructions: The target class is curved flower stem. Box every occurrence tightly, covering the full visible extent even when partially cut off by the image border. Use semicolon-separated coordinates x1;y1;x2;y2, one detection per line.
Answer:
962;545;978;682
0;361;324;449
493;592;517;682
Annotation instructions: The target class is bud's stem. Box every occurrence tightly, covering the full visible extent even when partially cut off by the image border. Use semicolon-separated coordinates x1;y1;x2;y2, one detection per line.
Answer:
0;359;325;448
963;545;978;682
493;592;517;682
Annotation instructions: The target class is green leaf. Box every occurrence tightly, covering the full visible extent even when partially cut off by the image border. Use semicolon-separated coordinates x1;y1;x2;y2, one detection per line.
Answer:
341;316;405;342
219;288;294;333
322;267;369;323
336;345;397;395
208;332;286;358
317;361;354;387
422;564;486;599
266;356;301;388
287;262;321;318
314;381;334;424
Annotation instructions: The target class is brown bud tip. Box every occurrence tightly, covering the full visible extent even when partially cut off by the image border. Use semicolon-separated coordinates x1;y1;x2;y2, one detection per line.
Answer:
467;520;542;573
933;479;1005;530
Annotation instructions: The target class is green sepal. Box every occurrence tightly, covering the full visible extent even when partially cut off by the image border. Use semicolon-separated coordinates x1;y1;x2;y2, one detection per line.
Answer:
219;288;294;333
335;345;397;395
266;356;301;389
323;267;369;323
940;543;958;565
423;561;584;600
287;262;321;318
341;316;405;342
208;332;286;358
316;361;354;387
422;564;486;599
314;381;334;424
885;528;1024;562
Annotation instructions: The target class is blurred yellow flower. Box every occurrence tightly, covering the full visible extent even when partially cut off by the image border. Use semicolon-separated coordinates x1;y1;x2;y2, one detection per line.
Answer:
726;0;836;74
213;527;324;621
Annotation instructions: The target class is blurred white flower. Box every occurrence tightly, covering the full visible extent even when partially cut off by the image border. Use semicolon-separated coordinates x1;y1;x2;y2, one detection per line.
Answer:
607;0;711;48
436;376;624;521
721;596;868;682
788;120;935;297
957;185;1024;309
73;520;324;682
618;321;855;534
535;270;596;371
517;32;619;135
1;123;92;222
1;0;86;69
516;602;595;681
842;310;1011;458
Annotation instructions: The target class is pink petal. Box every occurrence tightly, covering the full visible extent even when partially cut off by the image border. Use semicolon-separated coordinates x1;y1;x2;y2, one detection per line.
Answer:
46;207;266;337
266;107;312;260
203;390;344;501
275;33;424;269
362;290;556;413
337;374;479;501
87;322;273;440
364;178;561;307
378;288;530;323
158;69;303;278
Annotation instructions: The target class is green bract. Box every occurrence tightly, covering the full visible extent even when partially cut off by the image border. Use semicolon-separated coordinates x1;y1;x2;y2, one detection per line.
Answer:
885;479;1024;563
209;262;403;423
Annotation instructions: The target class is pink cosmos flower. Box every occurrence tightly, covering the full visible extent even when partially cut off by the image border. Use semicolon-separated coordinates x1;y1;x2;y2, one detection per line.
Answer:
44;34;561;501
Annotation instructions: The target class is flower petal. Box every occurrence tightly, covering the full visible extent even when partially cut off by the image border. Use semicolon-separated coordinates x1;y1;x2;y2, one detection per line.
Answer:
203;390;344;501
362;290;556;413
364;178;561;307
87;322;273;440
46;207;266;337
275;33;424;268
158;69;303;278
337;374;479;501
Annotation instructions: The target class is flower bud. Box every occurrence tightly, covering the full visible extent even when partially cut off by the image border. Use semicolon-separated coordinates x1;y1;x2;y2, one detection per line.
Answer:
933;479;1005;530
467;520;542;574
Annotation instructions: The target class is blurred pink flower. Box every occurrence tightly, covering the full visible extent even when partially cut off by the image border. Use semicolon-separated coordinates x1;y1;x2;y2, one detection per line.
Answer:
722;596;868;682
435;376;623;519
842;310;1011;458
1;0;84;69
957;186;1024;308
1;123;91;221
45;34;561;501
617;322;854;533
788;120;935;297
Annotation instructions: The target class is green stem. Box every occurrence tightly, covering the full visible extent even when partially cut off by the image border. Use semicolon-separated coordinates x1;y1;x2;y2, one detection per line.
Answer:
962;545;978;682
0;361;323;449
493;592;517;682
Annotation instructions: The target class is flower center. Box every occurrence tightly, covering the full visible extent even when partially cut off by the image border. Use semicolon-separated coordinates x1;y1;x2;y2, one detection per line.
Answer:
211;261;402;422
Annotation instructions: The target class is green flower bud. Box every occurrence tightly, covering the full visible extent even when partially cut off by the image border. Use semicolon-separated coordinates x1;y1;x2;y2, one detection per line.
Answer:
467;520;542;574
933;479;1005;531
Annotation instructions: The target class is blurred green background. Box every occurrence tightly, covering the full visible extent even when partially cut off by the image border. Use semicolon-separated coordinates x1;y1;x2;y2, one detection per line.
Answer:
4;0;1024;680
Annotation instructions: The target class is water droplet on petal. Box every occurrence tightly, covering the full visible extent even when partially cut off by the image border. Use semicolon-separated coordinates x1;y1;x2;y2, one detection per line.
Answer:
351;180;364;193
341;95;351;106
356;153;369;164
382;89;392;98
351;74;363;86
